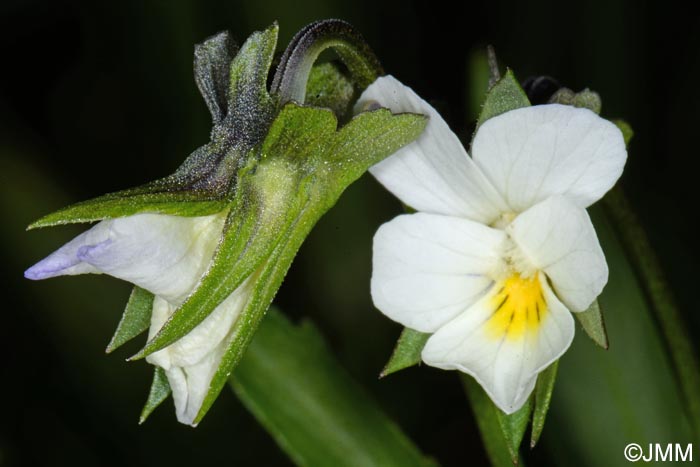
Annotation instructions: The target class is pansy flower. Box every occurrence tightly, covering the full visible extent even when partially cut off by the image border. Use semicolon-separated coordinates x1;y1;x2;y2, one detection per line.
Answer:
357;76;626;413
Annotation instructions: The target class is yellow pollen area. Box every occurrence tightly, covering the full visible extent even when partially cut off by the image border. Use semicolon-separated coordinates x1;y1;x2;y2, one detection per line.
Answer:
485;274;547;340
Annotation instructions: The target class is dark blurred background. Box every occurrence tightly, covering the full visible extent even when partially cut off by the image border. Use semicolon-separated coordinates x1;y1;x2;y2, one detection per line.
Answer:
1;1;698;466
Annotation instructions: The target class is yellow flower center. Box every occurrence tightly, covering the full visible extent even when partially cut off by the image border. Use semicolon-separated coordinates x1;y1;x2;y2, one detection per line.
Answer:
486;273;547;340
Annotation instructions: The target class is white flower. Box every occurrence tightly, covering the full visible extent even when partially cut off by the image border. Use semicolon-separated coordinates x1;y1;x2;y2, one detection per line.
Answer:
24;211;250;425
356;76;626;414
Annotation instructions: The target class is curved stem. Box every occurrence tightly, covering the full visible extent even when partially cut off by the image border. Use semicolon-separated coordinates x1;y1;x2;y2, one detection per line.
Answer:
271;19;383;105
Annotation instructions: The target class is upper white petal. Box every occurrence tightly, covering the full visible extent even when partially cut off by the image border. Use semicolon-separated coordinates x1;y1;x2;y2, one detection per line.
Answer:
371;212;506;333
472;104;626;212
355;75;507;223
421;273;574;414
507;196;608;312
27;212;227;304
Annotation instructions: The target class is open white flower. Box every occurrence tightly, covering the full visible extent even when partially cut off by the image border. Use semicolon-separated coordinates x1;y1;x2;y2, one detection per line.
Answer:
24;211;250;425
357;76;626;413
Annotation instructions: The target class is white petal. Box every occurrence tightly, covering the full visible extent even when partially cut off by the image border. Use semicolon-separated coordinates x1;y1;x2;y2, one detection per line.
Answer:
147;275;255;369
507;196;608;312
165;348;225;426
146;275;255;426
371;212;506;333
25;226;109;279
27;212;227;304
472;104;626;211
422;273;574;414
355;75;507;223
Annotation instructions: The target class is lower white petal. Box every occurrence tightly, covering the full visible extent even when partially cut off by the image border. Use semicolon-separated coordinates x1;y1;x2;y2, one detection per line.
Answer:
507;196;608;312
371;213;506;333
146;275;255;425
165;347;226;426
26;212;227;304
421;272;574;414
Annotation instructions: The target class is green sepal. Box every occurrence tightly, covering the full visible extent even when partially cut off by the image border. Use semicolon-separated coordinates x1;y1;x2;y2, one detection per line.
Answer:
530;360;559;448
496;397;533;464
381;327;430;378
28;24;281;231
463;375;524;466
549;87;602;114
231;309;437;467
612;119;634;146
106;286;154;354
139;367;171;424
194;31;238;124
305;62;355;120
27;189;228;230
223;22;277;149
476;69;531;130
575;299;609;349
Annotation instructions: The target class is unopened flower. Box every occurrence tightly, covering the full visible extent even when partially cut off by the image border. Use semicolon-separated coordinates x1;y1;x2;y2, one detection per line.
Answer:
26;212;232;423
358;76;626;413
25;23;426;426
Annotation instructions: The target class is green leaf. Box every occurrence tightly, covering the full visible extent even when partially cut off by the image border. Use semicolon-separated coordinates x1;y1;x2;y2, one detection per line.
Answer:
231;309;437;467
106;286;154;354
530;360;559;448
476;69;530;130
574;300;609;349
603;187;700;440
139;367;171;424
381;327;430;377
305;61;355;120
612;119;634;146
463;376;523;466
496;398;532;464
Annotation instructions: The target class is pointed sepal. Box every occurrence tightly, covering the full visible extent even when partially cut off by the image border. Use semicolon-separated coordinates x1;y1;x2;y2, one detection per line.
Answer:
106;286;154;354
381;328;430;378
194;31;238;124
139;367;172;424
476;69;531;130
575;299;609;349
530;360;559;448
496;398;533;465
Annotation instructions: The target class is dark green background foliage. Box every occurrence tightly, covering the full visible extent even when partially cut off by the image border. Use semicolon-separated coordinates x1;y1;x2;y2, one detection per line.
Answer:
1;1;698;466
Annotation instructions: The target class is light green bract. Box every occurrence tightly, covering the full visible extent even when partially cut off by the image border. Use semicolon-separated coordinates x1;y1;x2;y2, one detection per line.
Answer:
25;20;426;426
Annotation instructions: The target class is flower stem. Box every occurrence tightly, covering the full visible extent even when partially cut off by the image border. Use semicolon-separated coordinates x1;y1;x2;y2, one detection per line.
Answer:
271;19;383;105
603;186;700;439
